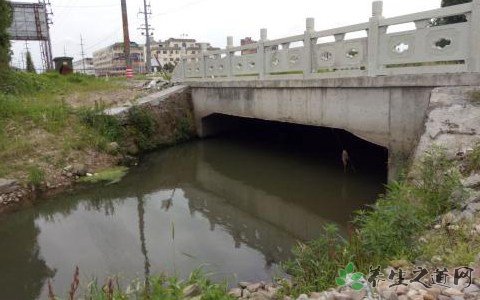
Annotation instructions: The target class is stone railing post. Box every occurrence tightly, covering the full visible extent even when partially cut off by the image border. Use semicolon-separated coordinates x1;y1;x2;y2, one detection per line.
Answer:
368;1;383;76
304;18;315;79
470;0;480;72
227;36;234;78
180;47;187;80
258;28;267;79
200;43;208;78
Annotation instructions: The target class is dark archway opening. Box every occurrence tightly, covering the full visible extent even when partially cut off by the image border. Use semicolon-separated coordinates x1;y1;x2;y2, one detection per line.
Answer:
201;113;389;181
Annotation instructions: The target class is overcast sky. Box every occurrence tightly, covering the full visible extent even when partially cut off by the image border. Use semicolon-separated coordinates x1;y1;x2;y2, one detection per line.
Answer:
10;0;441;70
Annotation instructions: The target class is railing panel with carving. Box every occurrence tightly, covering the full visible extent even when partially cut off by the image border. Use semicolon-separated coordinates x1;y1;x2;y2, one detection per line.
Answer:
184;60;203;78
313;38;368;73
266;47;305;74
231;53;260;76
379;23;469;68
172;0;480;81
206;55;228;77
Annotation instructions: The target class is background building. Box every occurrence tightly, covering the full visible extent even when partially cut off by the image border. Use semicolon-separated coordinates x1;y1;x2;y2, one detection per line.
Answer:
93;42;145;76
149;38;219;71
73;58;95;76
240;37;257;55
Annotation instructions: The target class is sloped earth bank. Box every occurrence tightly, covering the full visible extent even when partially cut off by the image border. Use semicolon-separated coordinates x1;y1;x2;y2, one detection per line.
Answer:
0;85;196;214
226;87;480;300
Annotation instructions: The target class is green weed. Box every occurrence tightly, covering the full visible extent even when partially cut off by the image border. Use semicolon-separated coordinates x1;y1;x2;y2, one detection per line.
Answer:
128;106;157;151
418;222;480;266
79;167;128;185
50;268;233;300
175;117;194;143
281;224;350;295
470;91;480;105
27;166;44;187
77;105;124;146
465;143;480;174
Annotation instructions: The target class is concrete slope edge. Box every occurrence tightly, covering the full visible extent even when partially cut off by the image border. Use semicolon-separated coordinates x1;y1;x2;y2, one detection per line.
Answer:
104;84;190;120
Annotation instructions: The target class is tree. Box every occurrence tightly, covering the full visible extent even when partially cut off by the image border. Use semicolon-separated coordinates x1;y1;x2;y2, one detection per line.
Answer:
26;51;36;73
437;0;471;25
0;0;12;69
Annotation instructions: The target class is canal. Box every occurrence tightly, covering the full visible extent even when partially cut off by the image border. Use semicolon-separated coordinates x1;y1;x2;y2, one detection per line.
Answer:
0;120;387;299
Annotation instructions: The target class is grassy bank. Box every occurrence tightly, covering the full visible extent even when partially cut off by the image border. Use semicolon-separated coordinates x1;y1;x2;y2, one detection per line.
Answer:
0;71;122;182
0;70;194;188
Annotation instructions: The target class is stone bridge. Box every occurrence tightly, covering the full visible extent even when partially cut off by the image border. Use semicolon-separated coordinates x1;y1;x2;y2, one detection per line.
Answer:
171;0;480;178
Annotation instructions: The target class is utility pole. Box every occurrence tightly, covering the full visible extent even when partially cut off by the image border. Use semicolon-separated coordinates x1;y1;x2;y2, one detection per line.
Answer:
80;35;86;74
121;0;133;79
21;52;25;70
138;0;153;73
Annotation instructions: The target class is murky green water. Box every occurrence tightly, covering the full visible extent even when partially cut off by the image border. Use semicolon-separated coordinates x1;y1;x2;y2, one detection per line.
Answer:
0;131;385;299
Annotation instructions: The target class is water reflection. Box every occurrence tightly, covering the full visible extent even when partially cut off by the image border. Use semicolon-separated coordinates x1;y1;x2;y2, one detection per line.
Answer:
0;136;384;299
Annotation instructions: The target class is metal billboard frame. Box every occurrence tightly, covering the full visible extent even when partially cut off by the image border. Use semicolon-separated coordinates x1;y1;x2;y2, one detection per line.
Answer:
7;1;53;70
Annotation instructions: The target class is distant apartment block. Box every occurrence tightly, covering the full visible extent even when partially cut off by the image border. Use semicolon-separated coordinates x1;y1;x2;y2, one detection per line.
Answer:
73;58;95;76
149;38;219;71
92;42;145;76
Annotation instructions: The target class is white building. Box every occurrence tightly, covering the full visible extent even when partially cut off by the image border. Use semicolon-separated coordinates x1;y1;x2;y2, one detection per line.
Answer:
147;38;219;72
73;58;95;76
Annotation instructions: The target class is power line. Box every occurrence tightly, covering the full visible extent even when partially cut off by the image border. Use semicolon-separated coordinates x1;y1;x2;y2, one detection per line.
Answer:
54;0;80;28
54;4;118;8
152;0;210;17
83;28;122;51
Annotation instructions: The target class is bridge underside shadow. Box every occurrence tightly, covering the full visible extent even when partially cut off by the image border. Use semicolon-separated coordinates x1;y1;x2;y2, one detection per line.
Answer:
198;114;389;180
